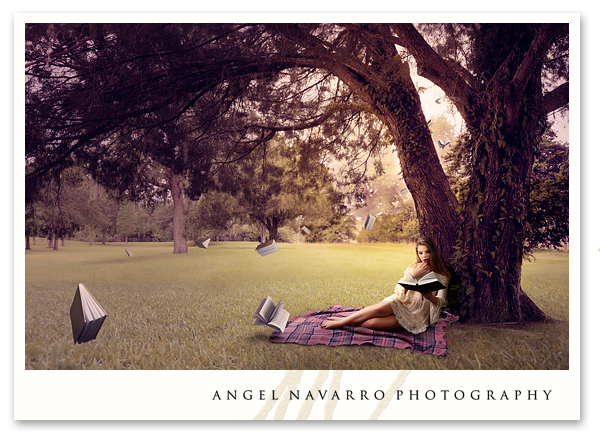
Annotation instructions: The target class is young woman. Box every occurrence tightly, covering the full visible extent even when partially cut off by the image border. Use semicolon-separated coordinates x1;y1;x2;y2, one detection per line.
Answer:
321;237;452;334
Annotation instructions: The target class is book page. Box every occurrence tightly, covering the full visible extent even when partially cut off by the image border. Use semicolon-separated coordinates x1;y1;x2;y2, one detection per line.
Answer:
270;308;290;331
257;297;277;322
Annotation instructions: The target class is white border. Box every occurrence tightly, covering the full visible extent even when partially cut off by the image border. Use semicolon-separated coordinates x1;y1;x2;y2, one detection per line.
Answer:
8;2;590;434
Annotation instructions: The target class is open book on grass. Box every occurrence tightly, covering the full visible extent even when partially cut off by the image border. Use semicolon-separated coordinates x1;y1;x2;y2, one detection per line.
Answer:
70;283;107;344
398;271;447;293
253;296;289;332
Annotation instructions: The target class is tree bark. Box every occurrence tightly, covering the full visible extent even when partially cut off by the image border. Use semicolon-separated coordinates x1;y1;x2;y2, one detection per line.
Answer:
169;171;189;254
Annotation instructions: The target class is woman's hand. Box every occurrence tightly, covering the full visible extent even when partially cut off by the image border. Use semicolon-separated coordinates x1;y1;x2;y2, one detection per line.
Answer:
412;260;431;280
419;289;438;305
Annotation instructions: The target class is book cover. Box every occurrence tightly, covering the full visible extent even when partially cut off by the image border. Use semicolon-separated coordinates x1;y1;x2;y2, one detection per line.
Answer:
69;283;107;344
398;271;447;293
195;238;211;249
256;240;279;256
364;214;376;230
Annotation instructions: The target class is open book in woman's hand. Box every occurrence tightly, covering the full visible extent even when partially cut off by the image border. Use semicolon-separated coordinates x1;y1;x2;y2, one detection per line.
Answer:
398;272;447;293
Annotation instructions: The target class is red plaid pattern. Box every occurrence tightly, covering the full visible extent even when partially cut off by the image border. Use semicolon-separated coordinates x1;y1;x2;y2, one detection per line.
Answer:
269;305;458;356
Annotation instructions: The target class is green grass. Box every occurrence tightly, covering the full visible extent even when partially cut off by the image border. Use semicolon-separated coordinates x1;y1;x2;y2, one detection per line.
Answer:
23;240;569;370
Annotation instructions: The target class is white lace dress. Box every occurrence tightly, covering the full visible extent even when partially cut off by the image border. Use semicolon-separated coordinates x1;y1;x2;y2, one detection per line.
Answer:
382;267;449;334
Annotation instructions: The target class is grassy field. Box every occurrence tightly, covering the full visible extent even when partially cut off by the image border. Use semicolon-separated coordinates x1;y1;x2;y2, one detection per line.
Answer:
23;240;569;370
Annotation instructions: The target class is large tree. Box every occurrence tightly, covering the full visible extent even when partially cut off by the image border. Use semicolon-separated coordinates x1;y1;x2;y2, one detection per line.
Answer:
25;22;569;323
247;23;569;323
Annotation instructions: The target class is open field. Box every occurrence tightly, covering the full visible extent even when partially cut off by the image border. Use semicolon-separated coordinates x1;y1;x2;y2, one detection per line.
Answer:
22;240;569;370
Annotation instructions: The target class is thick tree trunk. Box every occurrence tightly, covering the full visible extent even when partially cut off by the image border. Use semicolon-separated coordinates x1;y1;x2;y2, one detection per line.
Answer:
456;72;552;323
384;66;459;258
169;171;188;254
457;128;551;323
348;57;459;258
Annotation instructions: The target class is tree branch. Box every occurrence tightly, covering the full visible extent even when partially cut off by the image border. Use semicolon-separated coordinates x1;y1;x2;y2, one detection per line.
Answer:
542;81;569;114
246;101;371;133
391;23;475;120
25;37;93;68
511;23;569;101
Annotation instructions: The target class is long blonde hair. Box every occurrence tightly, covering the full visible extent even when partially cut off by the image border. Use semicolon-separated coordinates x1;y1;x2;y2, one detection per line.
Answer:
415;237;451;278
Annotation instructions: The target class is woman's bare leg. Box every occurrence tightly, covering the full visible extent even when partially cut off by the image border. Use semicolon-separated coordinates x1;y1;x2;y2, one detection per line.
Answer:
321;301;394;329
358;315;402;330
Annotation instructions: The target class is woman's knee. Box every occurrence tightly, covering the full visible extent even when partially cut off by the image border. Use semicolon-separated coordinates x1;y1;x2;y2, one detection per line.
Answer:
373;301;393;317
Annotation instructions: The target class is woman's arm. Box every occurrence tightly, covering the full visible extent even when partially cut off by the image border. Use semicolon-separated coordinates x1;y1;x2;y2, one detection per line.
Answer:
419;290;439;305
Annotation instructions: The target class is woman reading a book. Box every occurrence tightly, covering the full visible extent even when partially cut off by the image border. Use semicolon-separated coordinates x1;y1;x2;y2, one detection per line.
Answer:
321;237;451;334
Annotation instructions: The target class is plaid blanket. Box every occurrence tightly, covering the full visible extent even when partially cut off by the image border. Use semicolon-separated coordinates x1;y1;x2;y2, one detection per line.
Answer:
269;305;458;356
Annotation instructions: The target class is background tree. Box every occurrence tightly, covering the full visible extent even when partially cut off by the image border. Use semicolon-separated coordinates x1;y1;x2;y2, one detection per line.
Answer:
188;191;241;242
225;136;348;242
526;134;569;250
116;202;138;244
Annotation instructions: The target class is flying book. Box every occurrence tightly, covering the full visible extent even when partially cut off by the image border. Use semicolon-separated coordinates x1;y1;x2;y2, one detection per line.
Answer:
125;248;133;257
438;138;450;149
256;240;279;257
398;271;447;293
364;214;376;230
302;226;310;235
69;283;107;344
253;296;290;332
195;238;211;249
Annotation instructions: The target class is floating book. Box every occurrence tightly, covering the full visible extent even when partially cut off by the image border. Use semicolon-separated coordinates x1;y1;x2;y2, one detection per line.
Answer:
69;283;107;344
256;240;279;257
302;226;310;235
437;138;450;149
398;271;447;293
435;97;442;104
364;214;376;230
253;296;290;332
400;187;409;196
195;238;211;249
125;248;133;257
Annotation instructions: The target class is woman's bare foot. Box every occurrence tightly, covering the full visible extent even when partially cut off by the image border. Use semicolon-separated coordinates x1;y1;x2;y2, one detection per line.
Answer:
321;318;348;329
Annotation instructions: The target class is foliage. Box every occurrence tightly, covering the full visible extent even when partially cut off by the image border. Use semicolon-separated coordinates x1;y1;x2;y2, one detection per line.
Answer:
358;215;419;243
188;191;241;241
116;202;138;243
221;136;348;242
526;136;569;249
